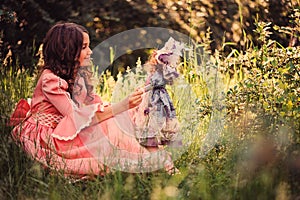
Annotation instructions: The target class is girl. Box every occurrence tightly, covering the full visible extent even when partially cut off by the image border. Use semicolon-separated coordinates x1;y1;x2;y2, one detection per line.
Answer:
10;22;175;178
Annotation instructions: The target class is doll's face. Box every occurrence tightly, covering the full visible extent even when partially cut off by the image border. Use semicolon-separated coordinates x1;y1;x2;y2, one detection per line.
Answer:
78;32;92;67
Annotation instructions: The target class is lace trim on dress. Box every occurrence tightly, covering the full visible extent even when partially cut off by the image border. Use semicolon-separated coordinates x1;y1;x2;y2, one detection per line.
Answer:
74;104;100;136
51;103;103;141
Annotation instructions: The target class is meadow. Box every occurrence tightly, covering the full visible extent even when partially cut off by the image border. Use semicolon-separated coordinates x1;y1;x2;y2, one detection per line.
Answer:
0;16;299;199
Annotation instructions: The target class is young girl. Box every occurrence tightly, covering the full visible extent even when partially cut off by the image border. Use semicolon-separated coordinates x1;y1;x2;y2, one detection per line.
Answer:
10;22;175;177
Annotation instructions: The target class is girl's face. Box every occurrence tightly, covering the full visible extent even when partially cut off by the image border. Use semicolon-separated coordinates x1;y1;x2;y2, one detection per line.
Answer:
78;32;92;67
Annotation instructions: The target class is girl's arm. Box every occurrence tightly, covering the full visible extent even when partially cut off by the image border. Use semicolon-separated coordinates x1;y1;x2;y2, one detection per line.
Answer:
95;89;143;122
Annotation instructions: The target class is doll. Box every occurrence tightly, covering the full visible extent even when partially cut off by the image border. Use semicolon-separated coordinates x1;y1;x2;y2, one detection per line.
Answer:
134;37;185;147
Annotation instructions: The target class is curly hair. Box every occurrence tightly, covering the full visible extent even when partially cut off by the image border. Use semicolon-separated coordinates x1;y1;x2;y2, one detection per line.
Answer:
42;22;94;104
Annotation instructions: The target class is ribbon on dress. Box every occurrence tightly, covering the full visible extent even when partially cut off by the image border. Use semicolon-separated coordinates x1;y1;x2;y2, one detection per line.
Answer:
9;99;30;126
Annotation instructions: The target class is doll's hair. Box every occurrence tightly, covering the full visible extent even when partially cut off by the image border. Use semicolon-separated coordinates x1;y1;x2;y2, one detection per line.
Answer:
42;22;93;103
144;50;158;74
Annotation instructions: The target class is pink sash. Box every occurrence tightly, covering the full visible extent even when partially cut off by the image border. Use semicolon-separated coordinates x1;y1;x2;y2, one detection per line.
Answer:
9;99;30;126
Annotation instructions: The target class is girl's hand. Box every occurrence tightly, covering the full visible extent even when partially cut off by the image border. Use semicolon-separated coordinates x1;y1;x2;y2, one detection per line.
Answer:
112;87;144;113
96;88;144;122
127;88;144;109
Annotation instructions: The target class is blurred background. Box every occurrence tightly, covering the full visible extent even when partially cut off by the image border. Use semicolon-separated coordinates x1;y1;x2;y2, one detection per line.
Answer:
1;0;298;72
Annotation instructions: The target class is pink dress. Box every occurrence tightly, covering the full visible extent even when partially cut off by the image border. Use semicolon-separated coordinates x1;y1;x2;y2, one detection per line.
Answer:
11;69;173;176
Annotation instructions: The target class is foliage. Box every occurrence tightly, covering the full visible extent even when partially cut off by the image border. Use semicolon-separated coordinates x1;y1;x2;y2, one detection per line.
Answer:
1;0;299;72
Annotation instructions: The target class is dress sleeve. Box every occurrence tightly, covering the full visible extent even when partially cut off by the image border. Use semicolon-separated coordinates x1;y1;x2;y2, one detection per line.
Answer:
84;92;103;105
42;73;104;141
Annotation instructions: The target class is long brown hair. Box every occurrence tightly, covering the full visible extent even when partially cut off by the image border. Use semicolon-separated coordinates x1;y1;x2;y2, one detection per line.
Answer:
42;22;93;104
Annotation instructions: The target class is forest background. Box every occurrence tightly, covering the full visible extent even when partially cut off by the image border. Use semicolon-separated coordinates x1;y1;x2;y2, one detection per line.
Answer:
1;0;298;70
